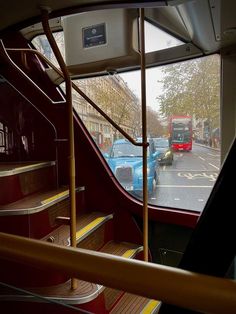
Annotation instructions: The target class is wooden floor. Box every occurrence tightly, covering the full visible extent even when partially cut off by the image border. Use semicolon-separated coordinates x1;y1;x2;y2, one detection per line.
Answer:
110;293;160;313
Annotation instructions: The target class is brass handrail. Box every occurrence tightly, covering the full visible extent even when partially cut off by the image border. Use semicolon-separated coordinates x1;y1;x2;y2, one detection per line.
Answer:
5;49;144;147
0;42;64;105
41;10;77;290
139;8;149;262
1;232;236;314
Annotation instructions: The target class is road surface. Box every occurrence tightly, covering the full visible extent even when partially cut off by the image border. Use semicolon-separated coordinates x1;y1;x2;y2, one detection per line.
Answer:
150;144;220;212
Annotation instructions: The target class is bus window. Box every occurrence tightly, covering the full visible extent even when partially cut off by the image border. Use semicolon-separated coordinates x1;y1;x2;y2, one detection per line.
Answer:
119;55;221;212
32;35;220;214
67;54;220;213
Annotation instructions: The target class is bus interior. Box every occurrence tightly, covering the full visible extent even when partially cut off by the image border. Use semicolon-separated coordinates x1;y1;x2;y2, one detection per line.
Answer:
0;0;236;313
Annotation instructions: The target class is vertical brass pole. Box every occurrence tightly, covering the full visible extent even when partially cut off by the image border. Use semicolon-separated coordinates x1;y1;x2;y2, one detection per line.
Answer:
139;8;148;262
41;10;77;289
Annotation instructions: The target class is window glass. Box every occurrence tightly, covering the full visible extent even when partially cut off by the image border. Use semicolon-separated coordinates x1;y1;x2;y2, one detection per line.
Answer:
32;27;220;213
71;55;221;212
145;20;184;53
0;121;9;153
32;32;65;67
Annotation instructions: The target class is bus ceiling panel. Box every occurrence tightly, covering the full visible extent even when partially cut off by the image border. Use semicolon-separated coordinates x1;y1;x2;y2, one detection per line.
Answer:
145;43;203;68
145;6;191;43
20;2;213;45
63;9;140;77
0;0;168;35
2;0;235;55
20;18;62;40
66;55;140;78
62;7;203;77
176;0;221;54
145;1;223;53
167;0;236;53
64;43;202;79
221;1;236;50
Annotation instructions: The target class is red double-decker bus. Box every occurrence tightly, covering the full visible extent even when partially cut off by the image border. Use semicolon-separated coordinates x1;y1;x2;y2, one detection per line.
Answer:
169;115;192;151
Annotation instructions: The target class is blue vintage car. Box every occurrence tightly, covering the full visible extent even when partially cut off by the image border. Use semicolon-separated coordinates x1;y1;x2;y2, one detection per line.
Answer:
104;138;159;197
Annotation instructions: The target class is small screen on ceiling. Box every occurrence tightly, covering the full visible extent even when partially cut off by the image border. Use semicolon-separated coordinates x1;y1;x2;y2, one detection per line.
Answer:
82;23;107;48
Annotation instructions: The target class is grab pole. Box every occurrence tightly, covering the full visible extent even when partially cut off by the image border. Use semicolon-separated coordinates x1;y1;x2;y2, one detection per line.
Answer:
140;8;149;262
41;10;77;290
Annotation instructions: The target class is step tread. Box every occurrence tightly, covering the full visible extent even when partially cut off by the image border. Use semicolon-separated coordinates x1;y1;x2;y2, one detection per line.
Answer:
1;218;145;309
101;241;144;311
1;279;102;304
42;211;113;245
0;161;55;177
0;186;84;214
100;241;143;258
12;241;143;306
110;293;160;314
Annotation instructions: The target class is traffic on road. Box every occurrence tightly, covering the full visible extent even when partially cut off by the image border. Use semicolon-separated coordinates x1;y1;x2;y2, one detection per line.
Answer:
150;143;220;212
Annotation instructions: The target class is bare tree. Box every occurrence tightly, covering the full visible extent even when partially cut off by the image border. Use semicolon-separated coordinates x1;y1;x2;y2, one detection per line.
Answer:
147;107;164;137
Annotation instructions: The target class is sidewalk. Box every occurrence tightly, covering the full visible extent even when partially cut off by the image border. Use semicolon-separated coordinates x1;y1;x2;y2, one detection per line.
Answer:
193;141;220;152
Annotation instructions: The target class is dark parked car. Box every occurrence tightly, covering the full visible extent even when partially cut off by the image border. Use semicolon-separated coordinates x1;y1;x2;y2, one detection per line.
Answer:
153;137;173;165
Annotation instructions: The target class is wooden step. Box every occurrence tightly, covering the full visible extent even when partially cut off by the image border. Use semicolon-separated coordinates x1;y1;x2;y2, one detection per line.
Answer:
0;241;143;308
0;186;84;216
0;280;160;314
0;278;103;307
42;211;113;248
0;161;56;205
110;293;161;314
0;214;145;312
100;241;144;312
100;241;143;258
0;186;85;239
0;161;55;176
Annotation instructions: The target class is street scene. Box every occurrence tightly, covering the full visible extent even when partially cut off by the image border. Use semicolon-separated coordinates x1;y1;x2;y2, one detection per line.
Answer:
150;143;220;212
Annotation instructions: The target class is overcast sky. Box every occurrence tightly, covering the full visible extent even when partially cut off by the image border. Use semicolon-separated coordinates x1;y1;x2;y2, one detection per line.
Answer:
120;21;183;112
120;68;163;112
